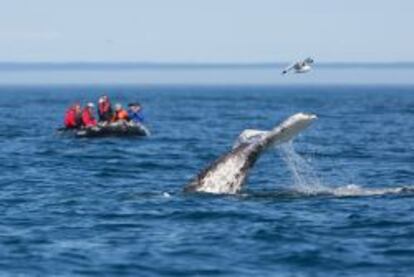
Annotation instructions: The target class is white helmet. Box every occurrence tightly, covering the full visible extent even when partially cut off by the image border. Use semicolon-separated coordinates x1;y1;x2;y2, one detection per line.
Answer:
87;102;95;108
115;103;122;110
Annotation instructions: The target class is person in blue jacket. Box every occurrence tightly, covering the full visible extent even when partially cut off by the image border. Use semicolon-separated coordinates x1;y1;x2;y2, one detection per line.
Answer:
128;102;144;123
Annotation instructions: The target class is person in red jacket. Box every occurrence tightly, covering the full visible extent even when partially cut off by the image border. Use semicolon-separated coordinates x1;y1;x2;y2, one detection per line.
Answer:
82;102;97;127
98;95;113;122
64;103;82;129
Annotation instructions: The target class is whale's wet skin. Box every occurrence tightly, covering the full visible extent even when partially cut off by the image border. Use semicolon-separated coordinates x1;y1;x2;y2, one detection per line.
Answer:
184;113;317;194
0;85;414;276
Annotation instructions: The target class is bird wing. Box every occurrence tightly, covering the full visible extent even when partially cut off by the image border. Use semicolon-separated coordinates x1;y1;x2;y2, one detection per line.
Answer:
282;62;298;74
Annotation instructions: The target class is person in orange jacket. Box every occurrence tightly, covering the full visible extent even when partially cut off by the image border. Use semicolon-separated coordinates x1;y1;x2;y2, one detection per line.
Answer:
82;102;97;127
112;103;129;122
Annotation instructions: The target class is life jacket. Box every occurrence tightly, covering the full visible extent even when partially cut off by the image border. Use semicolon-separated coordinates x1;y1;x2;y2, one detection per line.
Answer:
64;107;76;128
128;110;144;123
112;109;129;122
64;106;81;128
82;107;97;127
98;101;112;121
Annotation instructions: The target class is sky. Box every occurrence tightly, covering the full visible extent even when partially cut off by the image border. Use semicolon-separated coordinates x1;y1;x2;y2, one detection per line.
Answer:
0;0;413;63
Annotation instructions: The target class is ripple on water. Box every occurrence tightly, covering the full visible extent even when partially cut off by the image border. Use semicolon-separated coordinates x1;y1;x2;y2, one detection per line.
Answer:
0;85;414;275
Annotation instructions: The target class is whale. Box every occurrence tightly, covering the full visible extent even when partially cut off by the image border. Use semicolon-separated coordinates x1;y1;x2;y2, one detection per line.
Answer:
184;113;317;194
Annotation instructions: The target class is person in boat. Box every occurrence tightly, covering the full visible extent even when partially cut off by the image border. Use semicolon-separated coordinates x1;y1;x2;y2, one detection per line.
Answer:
128;102;144;124
98;95;113;122
112;103;129;122
64;102;82;129
82;102;98;127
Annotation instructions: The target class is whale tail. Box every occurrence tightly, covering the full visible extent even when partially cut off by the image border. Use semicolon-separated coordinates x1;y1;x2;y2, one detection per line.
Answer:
184;113;317;194
233;113;317;150
233;129;268;149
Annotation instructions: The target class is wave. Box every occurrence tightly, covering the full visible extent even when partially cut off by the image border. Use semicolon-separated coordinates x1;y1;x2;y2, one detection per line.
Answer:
243;184;414;201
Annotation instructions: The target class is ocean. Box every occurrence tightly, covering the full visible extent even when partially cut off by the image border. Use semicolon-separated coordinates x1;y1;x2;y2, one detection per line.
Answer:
0;65;413;276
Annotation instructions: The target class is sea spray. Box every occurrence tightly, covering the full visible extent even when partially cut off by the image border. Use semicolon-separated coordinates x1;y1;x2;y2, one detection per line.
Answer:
278;142;325;194
277;143;414;197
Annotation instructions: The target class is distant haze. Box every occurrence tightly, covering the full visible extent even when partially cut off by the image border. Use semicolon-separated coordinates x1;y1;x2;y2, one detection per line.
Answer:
1;0;413;63
0;63;413;86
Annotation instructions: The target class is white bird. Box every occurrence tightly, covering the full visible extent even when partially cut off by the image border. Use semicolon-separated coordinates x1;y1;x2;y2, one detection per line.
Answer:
282;57;314;75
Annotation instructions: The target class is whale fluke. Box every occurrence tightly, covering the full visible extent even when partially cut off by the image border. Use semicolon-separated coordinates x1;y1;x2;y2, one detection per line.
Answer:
184;113;317;194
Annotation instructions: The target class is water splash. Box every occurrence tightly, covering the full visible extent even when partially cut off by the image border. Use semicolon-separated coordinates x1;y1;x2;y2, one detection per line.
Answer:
330;184;414;197
276;143;414;197
277;142;326;194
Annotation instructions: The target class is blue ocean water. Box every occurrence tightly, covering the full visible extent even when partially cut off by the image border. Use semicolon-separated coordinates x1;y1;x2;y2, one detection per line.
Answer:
0;84;413;276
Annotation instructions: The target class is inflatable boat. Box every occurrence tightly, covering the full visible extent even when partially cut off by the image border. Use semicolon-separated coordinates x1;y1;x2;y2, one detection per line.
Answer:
59;122;150;138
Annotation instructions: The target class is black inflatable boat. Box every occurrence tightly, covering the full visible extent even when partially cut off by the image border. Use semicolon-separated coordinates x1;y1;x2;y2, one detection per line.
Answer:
58;122;150;138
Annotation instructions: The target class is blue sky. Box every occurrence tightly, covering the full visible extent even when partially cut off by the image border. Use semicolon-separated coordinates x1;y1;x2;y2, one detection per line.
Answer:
1;0;413;62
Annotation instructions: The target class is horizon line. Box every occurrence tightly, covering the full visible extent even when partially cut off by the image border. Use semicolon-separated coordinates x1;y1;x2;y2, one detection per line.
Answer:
0;61;413;70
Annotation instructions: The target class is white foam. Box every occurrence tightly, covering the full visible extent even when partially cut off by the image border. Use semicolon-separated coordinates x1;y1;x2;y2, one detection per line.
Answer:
162;192;171;198
328;184;414;197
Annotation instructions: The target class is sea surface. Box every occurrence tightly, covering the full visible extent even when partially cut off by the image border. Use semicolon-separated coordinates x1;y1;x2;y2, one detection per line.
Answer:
0;83;413;276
